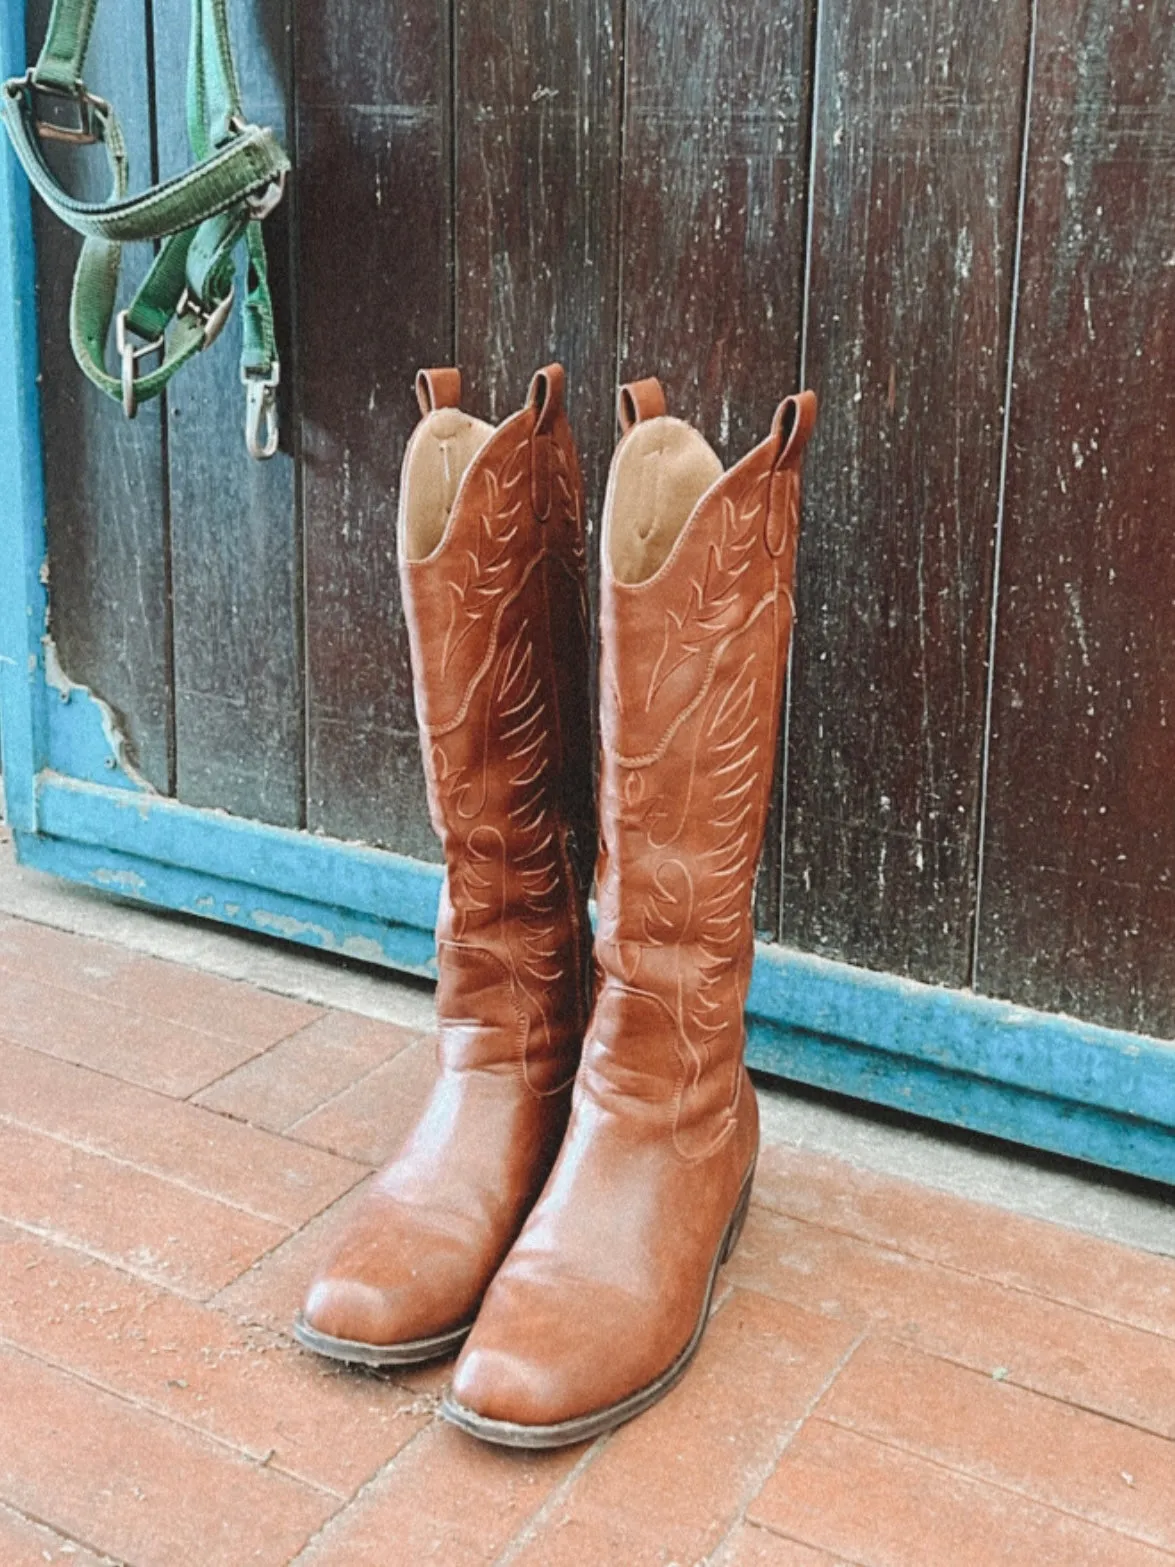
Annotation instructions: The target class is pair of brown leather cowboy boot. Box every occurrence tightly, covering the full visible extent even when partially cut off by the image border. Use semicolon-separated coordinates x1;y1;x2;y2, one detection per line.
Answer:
294;364;817;1448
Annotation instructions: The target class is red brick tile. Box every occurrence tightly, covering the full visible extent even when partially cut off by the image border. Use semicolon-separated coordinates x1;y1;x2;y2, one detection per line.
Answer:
727;1204;1175;1438
288;1037;439;1164
0;918;138;987
0;1221;429;1498
0;1343;334;1566
0;919;322;1045
194;1010;420;1134
504;1289;861;1567
0;1120;285;1298
0;970;265;1096
0;1038;366;1227
749;1420;1172;1567
755;1146;1175;1339
816;1338;1175;1551
298;1418;581;1566
717;1523;849;1567
93;956;323;1044
0;1499;111;1566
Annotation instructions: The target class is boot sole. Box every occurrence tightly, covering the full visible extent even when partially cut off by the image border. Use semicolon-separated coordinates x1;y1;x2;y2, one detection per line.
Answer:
292;1312;471;1368
440;1157;757;1449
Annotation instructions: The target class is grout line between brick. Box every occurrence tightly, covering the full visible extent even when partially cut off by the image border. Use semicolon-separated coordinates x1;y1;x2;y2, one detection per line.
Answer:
0;1110;365;1230
489;1426;619;1567
810;1414;1175;1560
738;1518;874;1567
284;1414;440;1565
0;1494;129;1567
751;1193;1175;1344
699;1326;870;1567
204;1182;372;1314
0;1334;344;1502
284;1035;431;1139
0;950;327;1052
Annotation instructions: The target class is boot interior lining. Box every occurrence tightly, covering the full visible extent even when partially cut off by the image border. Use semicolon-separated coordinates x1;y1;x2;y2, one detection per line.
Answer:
401;408;496;562
607;419;724;585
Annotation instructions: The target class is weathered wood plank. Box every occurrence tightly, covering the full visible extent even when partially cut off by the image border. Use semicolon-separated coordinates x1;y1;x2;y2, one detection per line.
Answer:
27;0;171;791
976;0;1175;1034
453;0;622;521
617;0;814;933
779;0;1031;983
298;0;450;858
151;0;302;826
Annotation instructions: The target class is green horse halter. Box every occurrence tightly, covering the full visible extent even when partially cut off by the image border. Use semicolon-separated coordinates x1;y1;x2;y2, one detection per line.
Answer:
2;0;289;458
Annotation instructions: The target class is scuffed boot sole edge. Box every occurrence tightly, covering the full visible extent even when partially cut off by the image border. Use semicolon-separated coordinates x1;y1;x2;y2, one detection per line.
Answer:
293;1312;472;1368
440;1160;756;1449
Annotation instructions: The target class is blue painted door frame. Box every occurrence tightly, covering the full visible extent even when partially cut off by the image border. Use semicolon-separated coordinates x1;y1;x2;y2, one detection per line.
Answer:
2;7;1173;1186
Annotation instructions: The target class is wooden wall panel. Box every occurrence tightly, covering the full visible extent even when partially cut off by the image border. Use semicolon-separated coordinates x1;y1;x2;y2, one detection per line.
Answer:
28;0;172;791
298;0;451;859
779;0;1030;983
453;1;623;525
617;0;813;933
976;0;1175;1033
153;0;302;825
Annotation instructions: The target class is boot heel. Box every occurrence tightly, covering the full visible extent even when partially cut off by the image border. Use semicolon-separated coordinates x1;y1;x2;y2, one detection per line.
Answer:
720;1166;755;1265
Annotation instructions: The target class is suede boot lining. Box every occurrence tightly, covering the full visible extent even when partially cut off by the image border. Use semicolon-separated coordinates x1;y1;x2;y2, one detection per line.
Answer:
607;418;724;585
401;408;495;562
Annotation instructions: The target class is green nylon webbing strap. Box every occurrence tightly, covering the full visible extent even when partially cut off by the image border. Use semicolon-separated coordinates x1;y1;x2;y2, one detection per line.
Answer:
31;0;99;92
1;0;288;456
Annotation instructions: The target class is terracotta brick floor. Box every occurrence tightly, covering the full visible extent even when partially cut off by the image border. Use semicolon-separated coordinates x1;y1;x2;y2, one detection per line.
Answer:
0;909;1173;1566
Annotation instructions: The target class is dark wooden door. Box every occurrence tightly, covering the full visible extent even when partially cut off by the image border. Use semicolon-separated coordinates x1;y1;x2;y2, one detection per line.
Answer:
28;0;1175;1035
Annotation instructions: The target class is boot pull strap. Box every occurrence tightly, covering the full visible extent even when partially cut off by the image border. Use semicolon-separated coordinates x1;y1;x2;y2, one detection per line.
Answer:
527;362;564;521
766;390;818;557
415;366;462;416
617;376;667;432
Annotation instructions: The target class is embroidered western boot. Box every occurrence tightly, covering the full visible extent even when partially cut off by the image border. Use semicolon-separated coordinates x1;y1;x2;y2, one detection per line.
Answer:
445;376;816;1442
296;364;594;1364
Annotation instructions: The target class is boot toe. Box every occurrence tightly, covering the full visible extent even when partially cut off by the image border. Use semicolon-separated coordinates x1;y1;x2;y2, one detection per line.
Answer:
449;1342;567;1426
302;1274;426;1348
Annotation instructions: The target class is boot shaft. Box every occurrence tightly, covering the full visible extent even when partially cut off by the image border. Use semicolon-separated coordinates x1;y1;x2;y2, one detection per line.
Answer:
397;366;594;1081
588;380;816;1133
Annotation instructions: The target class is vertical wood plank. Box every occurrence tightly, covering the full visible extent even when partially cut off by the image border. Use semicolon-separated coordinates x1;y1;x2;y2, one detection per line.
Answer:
780;0;1031;983
617;0;814;932
299;0;451;858
27;0;171;791
453;2;623;526
976;0;1175;1033
152;0;302;826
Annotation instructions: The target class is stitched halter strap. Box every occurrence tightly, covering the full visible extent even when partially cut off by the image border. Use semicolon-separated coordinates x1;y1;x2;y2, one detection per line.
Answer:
1;0;289;457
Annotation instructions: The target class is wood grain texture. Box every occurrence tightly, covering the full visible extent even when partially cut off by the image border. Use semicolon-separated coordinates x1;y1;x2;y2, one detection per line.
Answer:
298;0;451;857
618;0;813;934
152;0;302;826
453;0;623;522
779;0;1031;983
28;0;172;792
976;0;1175;1033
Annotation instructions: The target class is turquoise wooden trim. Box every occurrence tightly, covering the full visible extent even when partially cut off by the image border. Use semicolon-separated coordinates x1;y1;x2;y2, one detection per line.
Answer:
15;828;438;976
20;775;1175;1185
36;774;444;932
0;1;49;832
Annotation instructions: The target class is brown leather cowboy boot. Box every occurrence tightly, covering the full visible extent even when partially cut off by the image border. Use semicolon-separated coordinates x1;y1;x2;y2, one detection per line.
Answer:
295;364;594;1364
445;375;816;1442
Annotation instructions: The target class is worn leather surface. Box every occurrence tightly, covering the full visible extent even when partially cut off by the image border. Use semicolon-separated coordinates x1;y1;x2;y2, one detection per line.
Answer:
301;365;594;1348
452;380;816;1425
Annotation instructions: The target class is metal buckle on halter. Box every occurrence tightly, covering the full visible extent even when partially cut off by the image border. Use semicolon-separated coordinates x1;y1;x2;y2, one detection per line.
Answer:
178;286;235;349
17;70;110;146
246;169;286;222
115;310;163;419
242;360;280;461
